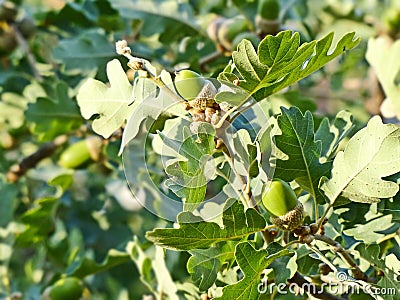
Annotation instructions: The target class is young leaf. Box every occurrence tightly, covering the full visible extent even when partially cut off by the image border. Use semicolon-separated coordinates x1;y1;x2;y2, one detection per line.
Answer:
274;106;332;204
146;199;266;251
127;237;179;300
77;59;134;138
187;242;235;292
15;197;59;247
366;37;400;119
216;30;360;104
315;110;355;160
119;70;182;155
161;124;215;211
321;116;400;204
215;242;292;300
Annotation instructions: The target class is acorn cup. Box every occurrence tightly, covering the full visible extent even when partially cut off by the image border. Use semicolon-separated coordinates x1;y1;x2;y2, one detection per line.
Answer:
262;179;304;230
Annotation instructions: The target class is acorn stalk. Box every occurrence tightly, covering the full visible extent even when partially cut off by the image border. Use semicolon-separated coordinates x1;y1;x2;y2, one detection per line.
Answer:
262;179;304;230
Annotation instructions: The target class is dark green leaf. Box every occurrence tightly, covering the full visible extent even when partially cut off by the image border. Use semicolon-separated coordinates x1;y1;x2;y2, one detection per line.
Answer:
0;176;18;227
216;242;292;300
26;81;82;141
315;110;354;160
274;106;331;204
66;249;130;278
146;199;266;251
52;30;115;74
216;30;360;104
109;0;201;43
187;242;235;291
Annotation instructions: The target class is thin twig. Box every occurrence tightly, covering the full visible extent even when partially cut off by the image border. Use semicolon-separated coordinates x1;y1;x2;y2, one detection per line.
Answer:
314;234;370;282
288;272;345;300
6;135;68;182
115;40;185;106
11;23;42;80
317;203;334;229
199;51;223;69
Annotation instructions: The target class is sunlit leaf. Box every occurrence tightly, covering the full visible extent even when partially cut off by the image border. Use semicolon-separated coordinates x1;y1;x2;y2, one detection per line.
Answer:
127;236;179;300
321;116;400;204
77;59;134;138
366;37;400;119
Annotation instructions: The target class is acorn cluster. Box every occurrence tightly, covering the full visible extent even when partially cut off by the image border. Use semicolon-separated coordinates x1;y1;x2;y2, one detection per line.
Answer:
205;0;281;53
174;69;232;134
206;15;260;53
0;1;36;57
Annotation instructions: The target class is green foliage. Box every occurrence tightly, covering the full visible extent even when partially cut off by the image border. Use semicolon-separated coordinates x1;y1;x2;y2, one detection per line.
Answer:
215;242;292;300
52;30;116;74
2;1;400;299
321;116;400;204
216;30;360;104
187;242;235;292
146;199;266;250
274;107;333;204
366;37;400;118
26;81;82;141
109;0;200;43
77;59;134;138
161;124;215;211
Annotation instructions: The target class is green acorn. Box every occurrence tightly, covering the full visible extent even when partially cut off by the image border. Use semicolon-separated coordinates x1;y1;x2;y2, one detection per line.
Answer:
262;179;304;230
258;0;280;20
174;69;205;101
59;137;102;169
256;0;280;35
42;277;85;300
217;16;250;51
